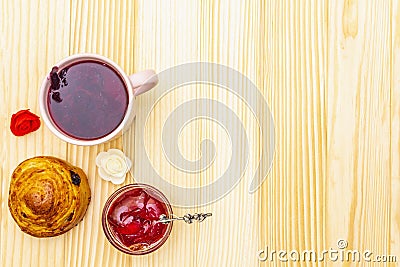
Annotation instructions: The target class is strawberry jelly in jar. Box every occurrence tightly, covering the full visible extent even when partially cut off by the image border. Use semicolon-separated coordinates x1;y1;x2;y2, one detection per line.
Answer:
102;184;173;255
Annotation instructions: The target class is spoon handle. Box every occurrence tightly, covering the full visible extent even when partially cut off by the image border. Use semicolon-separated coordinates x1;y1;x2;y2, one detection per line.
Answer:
159;213;212;224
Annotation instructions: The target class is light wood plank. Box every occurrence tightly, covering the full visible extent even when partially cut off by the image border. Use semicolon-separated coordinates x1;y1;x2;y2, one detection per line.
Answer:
327;1;394;266
392;0;400;261
131;1;202;266
0;1;70;267
256;1;328;267
66;1;138;266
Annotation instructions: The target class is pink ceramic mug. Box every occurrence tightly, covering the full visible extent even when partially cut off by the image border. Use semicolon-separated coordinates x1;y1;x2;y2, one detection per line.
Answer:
38;53;157;146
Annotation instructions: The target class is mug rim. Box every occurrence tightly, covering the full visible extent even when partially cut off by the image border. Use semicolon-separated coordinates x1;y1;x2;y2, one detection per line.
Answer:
38;53;134;146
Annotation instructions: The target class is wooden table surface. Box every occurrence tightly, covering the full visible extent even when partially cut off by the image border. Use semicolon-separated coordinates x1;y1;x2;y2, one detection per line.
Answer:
1;0;399;266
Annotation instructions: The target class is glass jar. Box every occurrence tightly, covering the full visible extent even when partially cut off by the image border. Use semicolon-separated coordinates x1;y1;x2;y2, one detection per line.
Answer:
102;183;173;255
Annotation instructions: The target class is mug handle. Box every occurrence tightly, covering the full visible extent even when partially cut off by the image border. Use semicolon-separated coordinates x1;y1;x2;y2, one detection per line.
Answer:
129;70;158;96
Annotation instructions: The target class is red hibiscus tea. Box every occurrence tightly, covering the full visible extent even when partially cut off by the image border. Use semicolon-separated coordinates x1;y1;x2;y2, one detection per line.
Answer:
47;60;128;140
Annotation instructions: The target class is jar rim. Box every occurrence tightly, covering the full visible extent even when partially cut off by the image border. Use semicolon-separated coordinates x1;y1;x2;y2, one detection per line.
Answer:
101;183;173;255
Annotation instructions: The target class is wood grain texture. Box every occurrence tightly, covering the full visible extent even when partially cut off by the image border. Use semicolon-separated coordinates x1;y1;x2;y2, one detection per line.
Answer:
0;1;70;267
327;2;394;267
392;0;400;263
257;1;328;266
0;0;399;267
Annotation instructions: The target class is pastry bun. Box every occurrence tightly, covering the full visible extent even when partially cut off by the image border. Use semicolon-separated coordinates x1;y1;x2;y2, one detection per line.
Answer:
8;156;91;237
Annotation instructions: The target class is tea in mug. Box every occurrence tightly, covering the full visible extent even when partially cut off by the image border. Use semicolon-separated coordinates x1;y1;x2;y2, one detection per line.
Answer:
47;61;128;140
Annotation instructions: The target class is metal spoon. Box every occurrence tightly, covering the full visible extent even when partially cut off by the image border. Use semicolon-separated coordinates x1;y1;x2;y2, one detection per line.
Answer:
158;213;212;224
